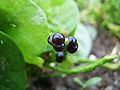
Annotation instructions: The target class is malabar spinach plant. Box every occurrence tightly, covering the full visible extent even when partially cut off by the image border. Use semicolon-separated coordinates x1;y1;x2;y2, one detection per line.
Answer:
0;0;119;90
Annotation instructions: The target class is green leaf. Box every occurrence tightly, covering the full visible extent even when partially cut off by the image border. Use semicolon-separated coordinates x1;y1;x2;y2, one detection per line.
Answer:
0;31;26;90
0;0;50;67
73;77;84;86
74;23;97;58
45;0;80;32
34;0;64;9
50;0;64;6
84;77;102;88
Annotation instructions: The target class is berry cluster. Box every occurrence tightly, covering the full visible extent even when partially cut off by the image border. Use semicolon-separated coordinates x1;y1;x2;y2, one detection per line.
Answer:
48;33;78;62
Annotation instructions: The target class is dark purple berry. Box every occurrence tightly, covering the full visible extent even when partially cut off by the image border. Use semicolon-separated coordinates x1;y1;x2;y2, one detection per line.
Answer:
53;44;65;52
48;35;53;45
67;38;78;53
67;43;78;53
52;33;65;45
68;36;77;43
56;52;64;62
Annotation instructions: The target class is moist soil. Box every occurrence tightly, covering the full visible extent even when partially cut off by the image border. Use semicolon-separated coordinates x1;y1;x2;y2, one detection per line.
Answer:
27;30;120;90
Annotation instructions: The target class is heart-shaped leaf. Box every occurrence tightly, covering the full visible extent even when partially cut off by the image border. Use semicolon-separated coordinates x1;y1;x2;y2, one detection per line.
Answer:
0;31;26;90
0;0;50;67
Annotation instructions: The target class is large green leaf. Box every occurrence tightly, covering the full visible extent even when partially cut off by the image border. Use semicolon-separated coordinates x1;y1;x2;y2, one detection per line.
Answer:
0;31;26;90
37;0;64;7
42;0;80;33
0;0;50;67
50;0;64;6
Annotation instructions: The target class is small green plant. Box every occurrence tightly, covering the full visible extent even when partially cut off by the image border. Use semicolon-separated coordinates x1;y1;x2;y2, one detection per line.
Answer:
0;0;119;90
74;77;102;90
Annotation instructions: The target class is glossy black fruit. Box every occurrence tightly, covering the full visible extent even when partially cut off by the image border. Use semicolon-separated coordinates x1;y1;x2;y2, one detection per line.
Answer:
68;36;77;43
67;42;78;53
56;52;64;62
48;35;53;45
67;36;78;53
52;33;65;45
53;44;65;52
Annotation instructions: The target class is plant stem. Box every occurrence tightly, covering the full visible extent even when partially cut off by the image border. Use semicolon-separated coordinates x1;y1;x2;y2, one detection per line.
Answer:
76;57;120;70
45;55;118;74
